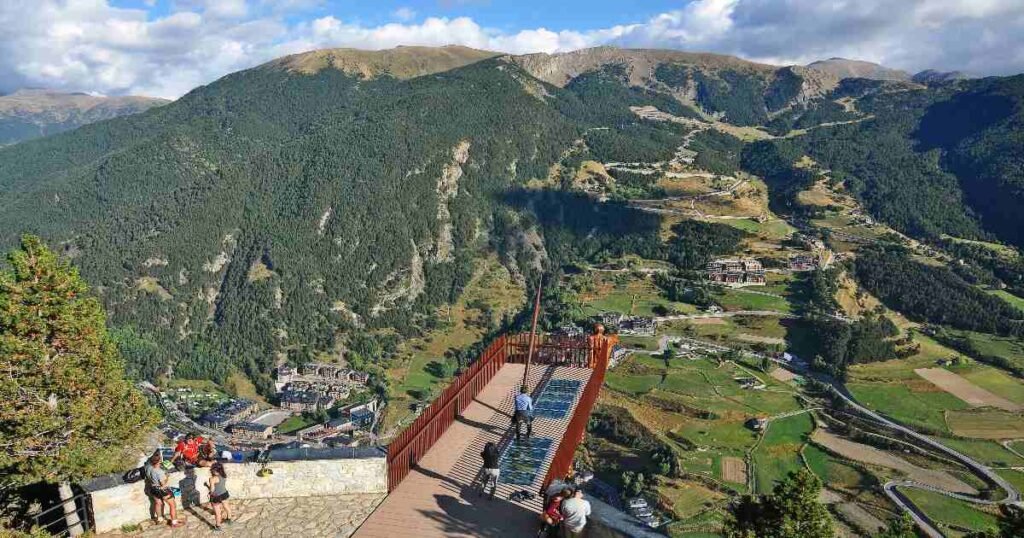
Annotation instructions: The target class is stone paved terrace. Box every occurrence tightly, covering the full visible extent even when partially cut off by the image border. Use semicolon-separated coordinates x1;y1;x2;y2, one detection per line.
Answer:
354;363;592;538
109;494;385;538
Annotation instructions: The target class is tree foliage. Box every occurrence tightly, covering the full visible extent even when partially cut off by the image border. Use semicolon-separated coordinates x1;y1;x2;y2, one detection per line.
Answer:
724;469;834;538
0;236;157;487
854;246;1023;336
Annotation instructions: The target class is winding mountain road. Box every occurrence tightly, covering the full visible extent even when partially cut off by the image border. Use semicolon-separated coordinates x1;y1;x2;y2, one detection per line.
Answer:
827;383;1020;538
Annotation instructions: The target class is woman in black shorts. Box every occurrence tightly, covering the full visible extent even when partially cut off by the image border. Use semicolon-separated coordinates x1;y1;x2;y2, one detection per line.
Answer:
206;462;232;531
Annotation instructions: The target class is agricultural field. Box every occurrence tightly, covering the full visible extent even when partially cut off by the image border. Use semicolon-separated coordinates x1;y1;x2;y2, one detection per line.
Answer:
929;437;1024;467
594;351;806;532
946;409;1024;439
845;381;968;435
712;288;794;314
751;412;814;494
986;288;1024;312
949;329;1024;372
801;444;868;492
811;430;976;494
578;271;698;317
914;367;1023;411
847;337;1024;439
899;488;1000;536
715;216;795;240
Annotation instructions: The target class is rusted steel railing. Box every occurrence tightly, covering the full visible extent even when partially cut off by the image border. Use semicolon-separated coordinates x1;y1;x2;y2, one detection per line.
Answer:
385;335;509;492
385;331;614;492
506;333;598;369
540;333;617;491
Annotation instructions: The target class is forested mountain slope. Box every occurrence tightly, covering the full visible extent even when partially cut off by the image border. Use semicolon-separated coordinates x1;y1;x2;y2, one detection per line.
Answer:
742;76;1024;247
0;89;167;146
1;45;1023;392
0;55;580;390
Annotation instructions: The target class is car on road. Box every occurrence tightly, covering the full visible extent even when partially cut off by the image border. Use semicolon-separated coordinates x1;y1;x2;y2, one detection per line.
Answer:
632;506;654;518
627;497;648;509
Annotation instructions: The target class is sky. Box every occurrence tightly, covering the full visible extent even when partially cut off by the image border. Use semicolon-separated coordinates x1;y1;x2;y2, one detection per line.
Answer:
1;0;1023;99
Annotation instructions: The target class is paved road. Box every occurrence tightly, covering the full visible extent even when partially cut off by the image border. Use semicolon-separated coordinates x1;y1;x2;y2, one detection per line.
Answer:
883;481;945;538
828;384;1020;505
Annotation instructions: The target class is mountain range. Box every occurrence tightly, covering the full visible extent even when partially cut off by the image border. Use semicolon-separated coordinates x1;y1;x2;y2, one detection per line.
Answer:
0;89;167;146
0;45;1019;392
805;57;970;84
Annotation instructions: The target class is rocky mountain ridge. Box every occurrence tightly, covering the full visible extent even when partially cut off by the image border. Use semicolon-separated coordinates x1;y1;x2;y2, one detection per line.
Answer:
0;89;167;146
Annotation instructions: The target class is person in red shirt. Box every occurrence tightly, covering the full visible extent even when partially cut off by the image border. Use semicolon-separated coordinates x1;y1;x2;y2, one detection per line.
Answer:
172;432;213;467
538;488;570;538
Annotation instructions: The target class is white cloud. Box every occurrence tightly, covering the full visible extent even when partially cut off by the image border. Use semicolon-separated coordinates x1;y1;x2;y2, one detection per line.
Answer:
1;0;1023;99
392;7;416;22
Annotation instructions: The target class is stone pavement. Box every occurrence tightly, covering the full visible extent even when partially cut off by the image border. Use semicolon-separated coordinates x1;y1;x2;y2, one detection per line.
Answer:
354;363;592;538
108;494;385;538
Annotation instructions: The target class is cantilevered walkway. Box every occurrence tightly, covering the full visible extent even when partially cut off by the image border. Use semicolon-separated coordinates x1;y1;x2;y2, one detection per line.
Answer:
355;333;612;538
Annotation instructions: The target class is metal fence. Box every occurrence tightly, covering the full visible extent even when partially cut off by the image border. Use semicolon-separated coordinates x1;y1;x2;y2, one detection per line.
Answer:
385;335;509;491
384;332;616;493
30;492;92;537
505;333;601;369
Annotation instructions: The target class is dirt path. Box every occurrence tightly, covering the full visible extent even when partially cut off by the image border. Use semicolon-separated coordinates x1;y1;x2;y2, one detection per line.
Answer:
812;430;978;494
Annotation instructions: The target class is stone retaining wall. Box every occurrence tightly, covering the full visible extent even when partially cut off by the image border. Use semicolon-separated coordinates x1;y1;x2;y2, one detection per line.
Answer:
86;453;386;533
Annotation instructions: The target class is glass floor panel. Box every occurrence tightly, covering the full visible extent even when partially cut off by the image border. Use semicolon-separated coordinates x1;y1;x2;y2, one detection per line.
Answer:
499;437;553;486
533;379;582;419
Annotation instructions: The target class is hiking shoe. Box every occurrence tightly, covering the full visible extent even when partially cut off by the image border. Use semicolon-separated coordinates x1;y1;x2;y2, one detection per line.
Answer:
169;520;184;528
212;526;223;532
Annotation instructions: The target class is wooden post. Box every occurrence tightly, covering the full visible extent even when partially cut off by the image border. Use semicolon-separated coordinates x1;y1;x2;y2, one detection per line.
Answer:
522;278;543;389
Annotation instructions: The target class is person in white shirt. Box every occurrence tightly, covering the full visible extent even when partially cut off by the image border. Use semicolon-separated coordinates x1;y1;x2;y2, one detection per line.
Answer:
559;489;592;537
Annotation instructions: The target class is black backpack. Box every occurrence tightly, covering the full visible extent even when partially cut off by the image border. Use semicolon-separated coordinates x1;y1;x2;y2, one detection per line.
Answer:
123;466;146;484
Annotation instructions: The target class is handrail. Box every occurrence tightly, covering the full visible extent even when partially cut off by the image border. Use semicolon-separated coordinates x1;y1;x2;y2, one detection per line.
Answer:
31;492;92;537
540;334;617;491
384;331;612;493
385;335;509;491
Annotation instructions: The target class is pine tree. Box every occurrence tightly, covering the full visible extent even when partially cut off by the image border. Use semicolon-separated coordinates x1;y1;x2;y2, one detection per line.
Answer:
724;470;834;538
0;236;157;534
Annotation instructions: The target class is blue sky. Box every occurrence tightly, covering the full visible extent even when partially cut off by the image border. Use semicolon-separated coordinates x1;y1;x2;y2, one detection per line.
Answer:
113;0;683;32
4;1;1024;98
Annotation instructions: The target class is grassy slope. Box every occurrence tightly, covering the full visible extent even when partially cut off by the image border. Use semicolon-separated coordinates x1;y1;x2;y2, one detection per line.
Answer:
752;412;814;494
382;255;525;430
900;488;999;535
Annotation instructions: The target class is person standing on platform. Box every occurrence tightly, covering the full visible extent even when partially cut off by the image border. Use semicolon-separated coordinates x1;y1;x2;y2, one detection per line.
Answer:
513;386;534;442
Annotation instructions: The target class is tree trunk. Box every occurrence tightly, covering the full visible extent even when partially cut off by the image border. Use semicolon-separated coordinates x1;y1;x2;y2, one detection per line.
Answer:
58;481;84;537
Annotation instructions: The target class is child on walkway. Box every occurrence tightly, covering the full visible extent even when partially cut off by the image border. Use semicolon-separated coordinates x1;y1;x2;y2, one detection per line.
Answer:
480;442;501;498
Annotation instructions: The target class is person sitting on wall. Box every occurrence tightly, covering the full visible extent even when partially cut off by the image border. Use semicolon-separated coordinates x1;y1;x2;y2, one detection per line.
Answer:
513;385;534;442
172;432;214;468
197;437;218;467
